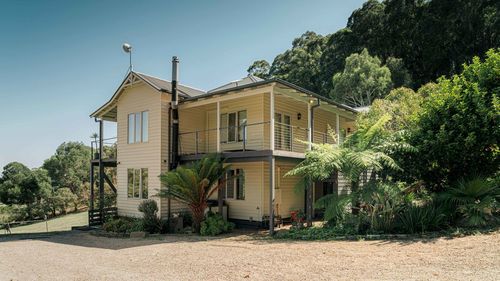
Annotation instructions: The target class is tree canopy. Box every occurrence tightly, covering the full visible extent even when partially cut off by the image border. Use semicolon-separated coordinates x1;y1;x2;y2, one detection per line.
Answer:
330;49;393;107
43;142;90;194
248;0;499;100
408;49;500;190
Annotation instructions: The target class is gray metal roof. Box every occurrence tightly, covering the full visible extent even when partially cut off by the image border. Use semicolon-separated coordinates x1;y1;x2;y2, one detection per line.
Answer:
134;72;206;97
208;74;263;93
186;77;358;114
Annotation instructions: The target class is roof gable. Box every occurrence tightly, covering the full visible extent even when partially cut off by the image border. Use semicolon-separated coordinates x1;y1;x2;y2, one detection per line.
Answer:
90;71;206;120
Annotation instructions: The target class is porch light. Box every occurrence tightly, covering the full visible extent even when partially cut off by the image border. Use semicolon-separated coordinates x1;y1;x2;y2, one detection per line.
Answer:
297;113;302;120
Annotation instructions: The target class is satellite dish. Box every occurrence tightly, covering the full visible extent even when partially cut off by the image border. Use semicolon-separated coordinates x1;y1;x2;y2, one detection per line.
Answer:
122;43;132;53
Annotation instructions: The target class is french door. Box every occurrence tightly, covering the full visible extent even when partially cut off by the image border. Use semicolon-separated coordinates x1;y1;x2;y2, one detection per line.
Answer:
275;113;291;151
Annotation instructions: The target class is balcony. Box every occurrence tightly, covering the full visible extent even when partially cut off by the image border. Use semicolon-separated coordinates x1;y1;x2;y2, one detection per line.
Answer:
179;121;336;158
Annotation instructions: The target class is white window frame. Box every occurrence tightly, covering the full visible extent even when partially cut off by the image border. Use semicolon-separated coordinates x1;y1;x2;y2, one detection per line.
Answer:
224;169;245;200
127;168;148;199
220;110;247;144
127;111;149;144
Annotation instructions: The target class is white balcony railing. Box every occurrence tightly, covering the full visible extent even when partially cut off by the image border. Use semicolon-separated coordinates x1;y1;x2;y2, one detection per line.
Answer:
179;121;336;156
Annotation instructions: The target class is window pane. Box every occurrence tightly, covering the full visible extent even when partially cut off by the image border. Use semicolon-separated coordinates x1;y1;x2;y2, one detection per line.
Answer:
220;113;228;143
134;169;140;198
141;168;148;199
127;169;134;198
226;170;235;199
142;111;149;142
128;114;135;144
228;113;236;142
237;169;245;200
284;115;291;150
135;113;141;143
238;110;247;142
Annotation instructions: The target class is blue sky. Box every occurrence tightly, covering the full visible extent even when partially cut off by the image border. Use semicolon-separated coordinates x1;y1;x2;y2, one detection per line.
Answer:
0;0;365;169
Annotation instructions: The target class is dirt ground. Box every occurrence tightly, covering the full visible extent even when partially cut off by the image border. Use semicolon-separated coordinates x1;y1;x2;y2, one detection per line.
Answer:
0;230;499;281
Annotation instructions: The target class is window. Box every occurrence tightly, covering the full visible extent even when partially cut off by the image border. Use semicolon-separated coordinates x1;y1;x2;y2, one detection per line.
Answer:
127;168;148;199
225;170;235;199
224;169;245;200
228;113;236;142
127;111;149;144
128;114;135;144
238;111;247;142
236;169;245;200
141;111;148;142
220;110;247;143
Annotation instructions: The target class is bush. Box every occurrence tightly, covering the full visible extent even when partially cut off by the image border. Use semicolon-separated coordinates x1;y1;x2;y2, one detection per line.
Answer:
275;224;363;240
396;203;446;234
200;212;234;236
103;217;143;234
138;200;161;234
440;176;499;227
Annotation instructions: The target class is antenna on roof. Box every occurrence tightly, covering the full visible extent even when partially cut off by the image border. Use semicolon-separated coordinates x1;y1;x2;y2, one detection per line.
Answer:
122;43;133;72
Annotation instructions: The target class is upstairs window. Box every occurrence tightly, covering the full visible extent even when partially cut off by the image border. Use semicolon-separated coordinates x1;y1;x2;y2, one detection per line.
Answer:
220;110;247;143
128;111;149;144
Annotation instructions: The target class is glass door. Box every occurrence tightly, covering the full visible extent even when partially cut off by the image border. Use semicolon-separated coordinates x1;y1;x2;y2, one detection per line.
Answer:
275;113;291;151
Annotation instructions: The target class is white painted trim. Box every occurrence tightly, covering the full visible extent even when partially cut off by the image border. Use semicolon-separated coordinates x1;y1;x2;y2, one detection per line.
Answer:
307;103;312;150
270;88;275;151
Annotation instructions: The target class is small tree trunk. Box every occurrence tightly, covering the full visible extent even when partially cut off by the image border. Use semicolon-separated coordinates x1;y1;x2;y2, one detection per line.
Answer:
351;180;360;215
191;203;207;233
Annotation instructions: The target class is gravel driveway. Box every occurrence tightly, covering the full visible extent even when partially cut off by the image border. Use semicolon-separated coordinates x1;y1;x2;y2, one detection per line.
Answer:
0;230;499;281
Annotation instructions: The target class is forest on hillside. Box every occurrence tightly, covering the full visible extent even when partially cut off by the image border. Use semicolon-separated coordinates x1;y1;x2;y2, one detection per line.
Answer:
247;0;499;106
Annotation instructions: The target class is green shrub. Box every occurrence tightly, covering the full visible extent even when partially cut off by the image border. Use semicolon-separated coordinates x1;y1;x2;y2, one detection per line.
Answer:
440;176;499;227
275;225;360;240
396;203;446;234
138;200;161;233
103;217;142;234
200;212;234;236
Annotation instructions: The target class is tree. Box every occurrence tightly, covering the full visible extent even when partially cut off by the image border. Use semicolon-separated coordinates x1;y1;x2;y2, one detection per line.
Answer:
318;28;361;95
268;31;328;93
247;60;271;79
410;49;500;190
0;163;52;219
357;87;423;133
159;154;230;233
330;49;393;107
0;162;31;205
386;57;413;88
43;142;90;195
287;115;413;214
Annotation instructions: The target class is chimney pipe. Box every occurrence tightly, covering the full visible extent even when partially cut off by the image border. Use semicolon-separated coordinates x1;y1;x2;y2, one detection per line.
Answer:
170;56;180;170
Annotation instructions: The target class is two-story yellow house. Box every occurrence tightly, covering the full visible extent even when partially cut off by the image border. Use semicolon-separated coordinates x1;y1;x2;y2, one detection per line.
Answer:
90;69;357;230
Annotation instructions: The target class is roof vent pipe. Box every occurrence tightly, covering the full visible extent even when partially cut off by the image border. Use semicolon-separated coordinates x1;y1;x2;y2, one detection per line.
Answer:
170;56;180;170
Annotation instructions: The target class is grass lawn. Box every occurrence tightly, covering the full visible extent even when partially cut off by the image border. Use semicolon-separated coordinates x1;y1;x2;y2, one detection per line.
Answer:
5;211;88;234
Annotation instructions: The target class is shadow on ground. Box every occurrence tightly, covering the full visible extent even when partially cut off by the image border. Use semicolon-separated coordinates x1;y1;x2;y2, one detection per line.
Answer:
2;226;497;250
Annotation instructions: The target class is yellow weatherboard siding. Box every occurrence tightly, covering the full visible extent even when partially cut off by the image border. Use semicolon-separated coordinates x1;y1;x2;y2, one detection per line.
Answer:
116;83;163;217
